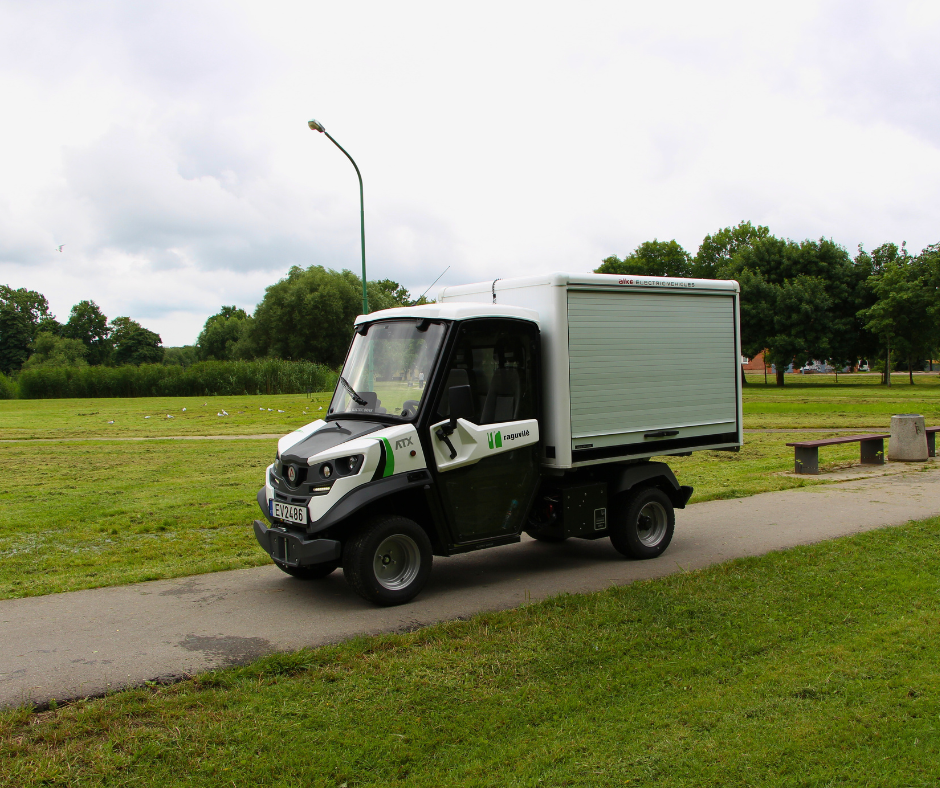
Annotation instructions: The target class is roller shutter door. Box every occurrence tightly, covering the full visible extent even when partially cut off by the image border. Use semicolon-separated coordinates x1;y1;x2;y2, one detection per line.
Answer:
567;290;738;442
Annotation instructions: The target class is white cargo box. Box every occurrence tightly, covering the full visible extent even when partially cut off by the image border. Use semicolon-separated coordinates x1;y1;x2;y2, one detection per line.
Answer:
440;272;742;469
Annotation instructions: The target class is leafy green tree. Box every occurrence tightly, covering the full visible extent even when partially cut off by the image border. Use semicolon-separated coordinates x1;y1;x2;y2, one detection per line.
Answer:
248;267;418;368
369;279;413;308
720;236;861;386
859;243;938;385
62;300;111;365
163;345;199;366
110;317;164;366
197;306;250;361
0;286;58;374
21;332;89;369
693;221;770;279
596;239;693;277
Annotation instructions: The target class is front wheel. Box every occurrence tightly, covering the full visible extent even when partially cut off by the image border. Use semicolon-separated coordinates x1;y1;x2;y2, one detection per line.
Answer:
609;487;675;559
343;515;433;606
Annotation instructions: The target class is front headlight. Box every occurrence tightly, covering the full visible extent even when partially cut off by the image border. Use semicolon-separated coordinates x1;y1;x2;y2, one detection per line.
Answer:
310;455;363;479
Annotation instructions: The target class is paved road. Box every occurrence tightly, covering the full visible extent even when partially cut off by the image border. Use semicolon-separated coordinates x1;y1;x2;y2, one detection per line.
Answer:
2;466;939;709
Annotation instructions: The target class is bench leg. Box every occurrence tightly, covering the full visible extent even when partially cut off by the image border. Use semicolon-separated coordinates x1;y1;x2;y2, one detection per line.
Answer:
860;438;884;465
794;446;819;474
928;432;936;459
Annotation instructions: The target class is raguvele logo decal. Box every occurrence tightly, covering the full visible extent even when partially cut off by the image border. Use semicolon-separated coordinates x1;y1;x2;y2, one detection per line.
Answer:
503;429;530;442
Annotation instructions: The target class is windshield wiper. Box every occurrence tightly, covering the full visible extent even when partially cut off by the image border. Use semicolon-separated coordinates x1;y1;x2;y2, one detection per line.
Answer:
339;376;368;406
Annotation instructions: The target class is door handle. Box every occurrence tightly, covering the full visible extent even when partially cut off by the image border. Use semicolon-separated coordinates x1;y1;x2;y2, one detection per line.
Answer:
435;426;458;459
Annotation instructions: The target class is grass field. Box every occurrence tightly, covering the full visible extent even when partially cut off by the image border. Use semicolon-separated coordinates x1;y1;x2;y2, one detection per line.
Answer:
0;393;332;440
0;433;859;600
0;440;276;600
2;378;939;600
743;372;940;429
3;516;939;786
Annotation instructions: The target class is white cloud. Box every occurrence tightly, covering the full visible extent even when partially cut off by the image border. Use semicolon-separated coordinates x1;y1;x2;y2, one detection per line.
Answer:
1;0;939;345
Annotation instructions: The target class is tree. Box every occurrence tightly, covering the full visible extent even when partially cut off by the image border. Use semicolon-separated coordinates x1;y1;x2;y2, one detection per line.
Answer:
369;279;413;308
62;300;111;365
163;346;199;366
21;332;88;369
859;243;938;385
110;317;164;366
0;286;58;374
595;239;693;277
693;221;770;279
248;267;419;368
720;235;861;386
197;306;250;361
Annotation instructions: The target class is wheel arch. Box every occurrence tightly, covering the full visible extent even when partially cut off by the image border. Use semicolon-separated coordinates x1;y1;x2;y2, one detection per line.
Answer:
610;461;693;509
320;480;447;553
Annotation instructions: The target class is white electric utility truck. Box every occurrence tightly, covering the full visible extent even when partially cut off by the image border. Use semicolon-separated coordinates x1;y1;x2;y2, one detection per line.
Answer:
254;272;742;605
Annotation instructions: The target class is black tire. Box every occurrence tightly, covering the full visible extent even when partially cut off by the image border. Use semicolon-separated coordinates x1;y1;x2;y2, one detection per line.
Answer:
609;486;674;559
342;515;433;606
275;559;340;580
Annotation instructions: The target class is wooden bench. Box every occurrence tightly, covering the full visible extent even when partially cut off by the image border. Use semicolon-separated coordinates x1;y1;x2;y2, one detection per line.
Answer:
786;434;888;474
927;426;940;458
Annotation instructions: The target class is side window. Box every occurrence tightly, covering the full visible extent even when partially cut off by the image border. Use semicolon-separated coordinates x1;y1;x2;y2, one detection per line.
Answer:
435;321;536;425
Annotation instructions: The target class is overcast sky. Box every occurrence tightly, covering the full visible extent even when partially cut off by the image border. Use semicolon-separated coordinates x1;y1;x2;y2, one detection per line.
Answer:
1;0;938;345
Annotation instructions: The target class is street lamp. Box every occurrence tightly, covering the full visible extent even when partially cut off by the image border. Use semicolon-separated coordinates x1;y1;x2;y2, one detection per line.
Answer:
308;118;369;314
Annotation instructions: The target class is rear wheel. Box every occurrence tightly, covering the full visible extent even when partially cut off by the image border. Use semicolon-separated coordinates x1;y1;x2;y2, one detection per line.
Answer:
343;515;433;606
275;559;340;580
609;487;674;559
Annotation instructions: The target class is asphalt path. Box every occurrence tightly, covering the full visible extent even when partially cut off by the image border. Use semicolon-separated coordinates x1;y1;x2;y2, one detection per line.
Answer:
2;466;939;709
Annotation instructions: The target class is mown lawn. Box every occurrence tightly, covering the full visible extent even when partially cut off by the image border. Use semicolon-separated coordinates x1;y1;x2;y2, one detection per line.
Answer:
743;372;940;429
2;516;939;787
2;378;939;599
0;393;332;440
0;440;273;599
0;433;876;600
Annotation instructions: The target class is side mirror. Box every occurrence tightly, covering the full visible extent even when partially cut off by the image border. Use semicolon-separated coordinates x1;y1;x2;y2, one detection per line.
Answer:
448;385;475;427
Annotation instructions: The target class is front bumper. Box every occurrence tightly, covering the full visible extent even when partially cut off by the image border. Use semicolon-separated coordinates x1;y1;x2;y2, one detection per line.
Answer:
252;520;342;567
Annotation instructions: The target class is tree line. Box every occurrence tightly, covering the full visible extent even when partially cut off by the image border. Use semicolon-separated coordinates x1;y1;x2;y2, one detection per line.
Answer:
0;288;163;375
0;267;423;381
597;221;940;386
5;227;935;392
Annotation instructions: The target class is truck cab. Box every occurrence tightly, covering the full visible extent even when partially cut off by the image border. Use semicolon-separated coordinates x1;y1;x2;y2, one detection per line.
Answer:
254;273;742;605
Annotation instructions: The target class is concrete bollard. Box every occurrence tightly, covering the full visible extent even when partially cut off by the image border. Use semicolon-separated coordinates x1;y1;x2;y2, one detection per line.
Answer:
888;414;928;461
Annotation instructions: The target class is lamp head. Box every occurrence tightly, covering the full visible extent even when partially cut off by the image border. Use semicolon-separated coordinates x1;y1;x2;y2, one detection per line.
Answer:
308;119;325;133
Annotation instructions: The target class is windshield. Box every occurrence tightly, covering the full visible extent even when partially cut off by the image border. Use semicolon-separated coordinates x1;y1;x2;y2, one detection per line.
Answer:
329;320;446;419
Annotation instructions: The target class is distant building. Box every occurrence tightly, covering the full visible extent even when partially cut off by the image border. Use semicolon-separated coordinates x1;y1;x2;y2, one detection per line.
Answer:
741;350;770;372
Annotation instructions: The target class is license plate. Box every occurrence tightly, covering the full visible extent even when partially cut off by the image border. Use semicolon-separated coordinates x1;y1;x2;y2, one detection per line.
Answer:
271;501;308;525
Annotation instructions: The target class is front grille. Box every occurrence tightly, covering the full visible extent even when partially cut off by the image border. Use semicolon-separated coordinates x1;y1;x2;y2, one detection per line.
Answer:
274;490;310;505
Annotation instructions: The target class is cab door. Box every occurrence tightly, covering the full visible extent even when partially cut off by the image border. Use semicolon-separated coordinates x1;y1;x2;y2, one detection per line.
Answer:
427;319;541;544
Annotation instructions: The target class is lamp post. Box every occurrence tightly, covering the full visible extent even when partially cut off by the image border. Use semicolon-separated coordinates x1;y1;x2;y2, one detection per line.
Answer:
308;119;369;314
